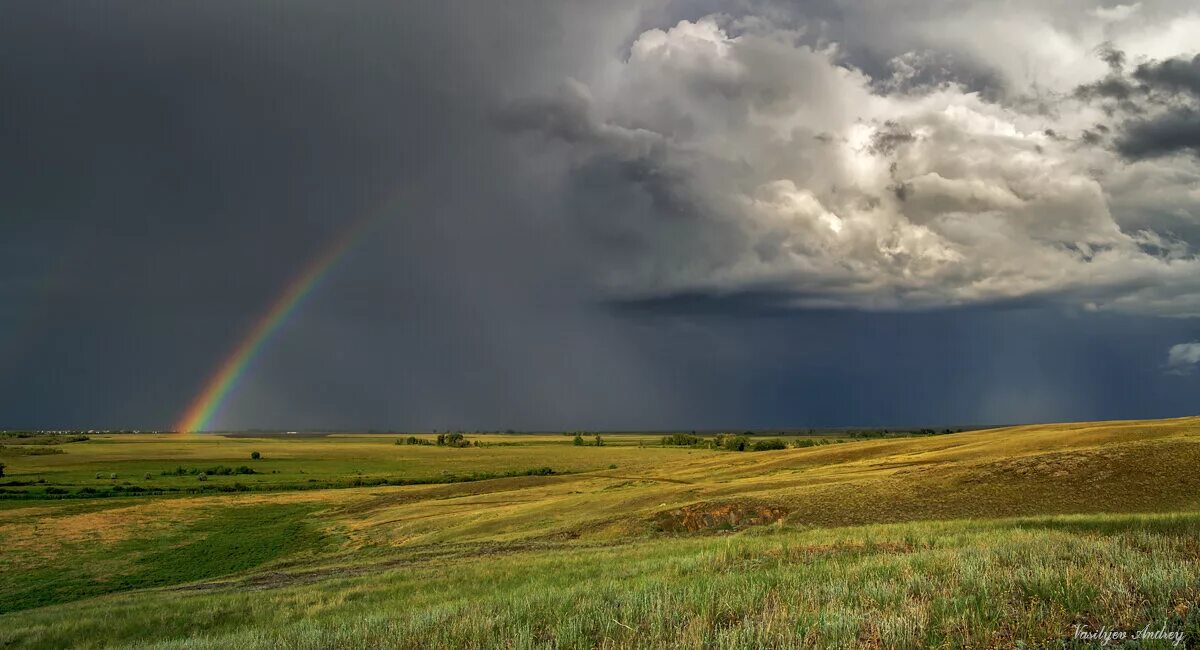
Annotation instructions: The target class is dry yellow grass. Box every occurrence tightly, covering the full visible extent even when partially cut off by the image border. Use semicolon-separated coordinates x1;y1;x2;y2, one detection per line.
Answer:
337;417;1200;544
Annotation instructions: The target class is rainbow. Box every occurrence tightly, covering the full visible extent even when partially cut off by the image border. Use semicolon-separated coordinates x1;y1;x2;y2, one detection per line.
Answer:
174;215;380;433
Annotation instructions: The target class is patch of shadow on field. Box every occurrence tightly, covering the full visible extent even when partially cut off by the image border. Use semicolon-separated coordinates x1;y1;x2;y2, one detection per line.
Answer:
651;500;789;534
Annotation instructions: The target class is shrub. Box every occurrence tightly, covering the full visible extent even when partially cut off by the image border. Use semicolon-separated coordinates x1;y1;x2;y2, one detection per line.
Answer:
0;462;5;478
751;439;787;451
44;487;68;495
436;432;470;448
144;472;153;480
713;433;751;451
251;451;261;460
109;473;117;480
593;435;605;447
573;433;585;446
661;433;702;446
791;438;817;448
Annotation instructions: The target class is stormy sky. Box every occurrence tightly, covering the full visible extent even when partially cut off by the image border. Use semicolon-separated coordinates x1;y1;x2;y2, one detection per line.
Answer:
3;0;1200;431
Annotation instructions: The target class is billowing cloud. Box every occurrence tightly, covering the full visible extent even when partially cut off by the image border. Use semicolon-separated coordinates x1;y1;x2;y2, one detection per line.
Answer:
1091;3;1142;22
502;12;1200;314
1165;341;1200;373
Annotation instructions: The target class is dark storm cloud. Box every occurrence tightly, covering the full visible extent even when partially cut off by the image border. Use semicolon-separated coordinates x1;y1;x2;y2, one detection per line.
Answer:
1076;51;1200;159
4;1;1200;431
1117;108;1200;158
1133;53;1200;96
1117;55;1200;158
1;0;693;430
1075;75;1139;104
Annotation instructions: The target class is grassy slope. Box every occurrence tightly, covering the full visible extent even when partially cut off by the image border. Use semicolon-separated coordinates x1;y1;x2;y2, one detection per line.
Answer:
2;417;1200;648
329;416;1200;546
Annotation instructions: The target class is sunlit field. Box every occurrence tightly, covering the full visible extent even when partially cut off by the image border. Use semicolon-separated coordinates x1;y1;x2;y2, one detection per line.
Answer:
3;418;1200;648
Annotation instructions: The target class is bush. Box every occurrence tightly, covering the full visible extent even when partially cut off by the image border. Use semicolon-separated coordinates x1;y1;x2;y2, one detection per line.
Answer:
251;451;261;460
592;435;605;447
0;462;5;478
198;474;208;481
399;436;432;446
792;438;818;448
437;432;471;448
713;434;751;451
751;438;787;451
163;465;256;477
573;433;585;446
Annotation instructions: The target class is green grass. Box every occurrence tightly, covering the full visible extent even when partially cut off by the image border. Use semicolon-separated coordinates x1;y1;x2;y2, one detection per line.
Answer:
2;513;1199;649
0;433;689;499
0;503;326;614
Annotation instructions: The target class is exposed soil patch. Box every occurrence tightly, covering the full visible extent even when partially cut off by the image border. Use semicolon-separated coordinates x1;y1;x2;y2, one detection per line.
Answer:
652;500;789;533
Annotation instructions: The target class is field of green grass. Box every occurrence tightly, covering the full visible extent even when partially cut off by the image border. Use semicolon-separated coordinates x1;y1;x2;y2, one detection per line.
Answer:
3;418;1200;648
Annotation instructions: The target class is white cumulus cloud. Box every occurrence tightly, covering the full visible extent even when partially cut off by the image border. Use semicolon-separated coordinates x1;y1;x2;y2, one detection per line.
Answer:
1166;342;1200;374
502;7;1200;315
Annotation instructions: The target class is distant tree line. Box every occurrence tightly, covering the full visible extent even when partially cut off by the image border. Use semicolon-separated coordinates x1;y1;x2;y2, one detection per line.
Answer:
661;432;842;452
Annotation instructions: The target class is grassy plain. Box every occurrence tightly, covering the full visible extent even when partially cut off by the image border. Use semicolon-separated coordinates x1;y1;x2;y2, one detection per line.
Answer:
2;418;1200;648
